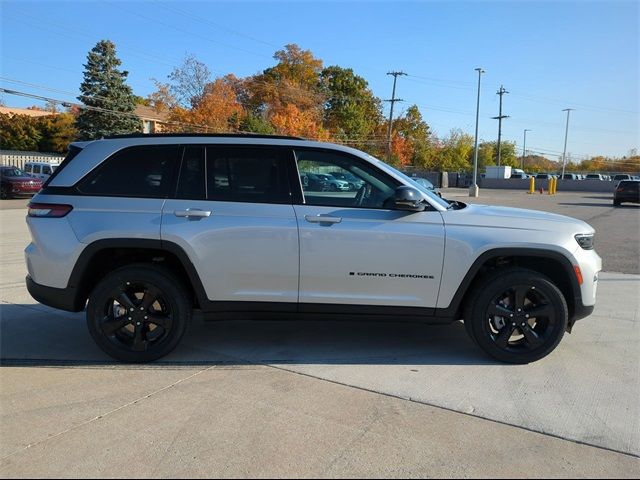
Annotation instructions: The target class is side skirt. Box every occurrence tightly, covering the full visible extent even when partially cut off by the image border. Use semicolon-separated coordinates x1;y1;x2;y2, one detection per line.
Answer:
199;301;455;324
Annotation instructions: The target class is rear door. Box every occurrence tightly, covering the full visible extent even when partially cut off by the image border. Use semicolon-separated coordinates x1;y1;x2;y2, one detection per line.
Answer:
161;145;299;306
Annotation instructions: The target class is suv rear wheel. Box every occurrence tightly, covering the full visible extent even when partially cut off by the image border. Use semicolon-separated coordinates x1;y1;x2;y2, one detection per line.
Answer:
86;264;191;362
464;268;568;363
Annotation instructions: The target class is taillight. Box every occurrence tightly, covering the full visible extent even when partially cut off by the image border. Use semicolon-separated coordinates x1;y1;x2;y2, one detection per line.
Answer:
27;203;73;218
616;187;624;192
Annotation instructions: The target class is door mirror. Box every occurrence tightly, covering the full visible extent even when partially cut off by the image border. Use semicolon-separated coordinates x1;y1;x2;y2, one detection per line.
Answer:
394;186;427;212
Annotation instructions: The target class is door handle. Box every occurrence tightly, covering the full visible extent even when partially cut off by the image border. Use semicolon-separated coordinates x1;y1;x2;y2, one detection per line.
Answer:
174;208;212;218
304;214;342;224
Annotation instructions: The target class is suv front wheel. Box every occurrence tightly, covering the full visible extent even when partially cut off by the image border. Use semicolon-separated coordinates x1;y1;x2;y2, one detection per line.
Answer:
464;268;568;363
87;264;192;362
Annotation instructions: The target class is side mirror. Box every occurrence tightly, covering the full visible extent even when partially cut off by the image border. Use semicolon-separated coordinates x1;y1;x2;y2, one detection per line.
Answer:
394;186;427;212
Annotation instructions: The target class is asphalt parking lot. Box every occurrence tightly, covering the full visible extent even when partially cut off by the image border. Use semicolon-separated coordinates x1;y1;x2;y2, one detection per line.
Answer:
1;191;639;478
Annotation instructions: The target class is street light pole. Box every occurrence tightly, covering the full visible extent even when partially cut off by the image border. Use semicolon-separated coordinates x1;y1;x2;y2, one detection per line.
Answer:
561;108;574;179
470;67;484;197
522;129;531;170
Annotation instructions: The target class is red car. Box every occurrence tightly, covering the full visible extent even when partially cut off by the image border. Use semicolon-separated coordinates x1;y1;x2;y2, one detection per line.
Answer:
1;166;43;199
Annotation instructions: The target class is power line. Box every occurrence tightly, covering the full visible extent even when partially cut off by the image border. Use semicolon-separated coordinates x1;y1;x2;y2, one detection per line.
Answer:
152;0;279;49
100;0;272;59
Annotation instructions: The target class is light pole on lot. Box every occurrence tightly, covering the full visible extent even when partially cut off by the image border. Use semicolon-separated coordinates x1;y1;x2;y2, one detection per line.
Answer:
561;109;574;179
470;67;484;197
521;129;531;170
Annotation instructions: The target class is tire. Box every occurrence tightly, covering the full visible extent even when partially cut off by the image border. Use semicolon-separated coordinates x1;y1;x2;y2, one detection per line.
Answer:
463;268;568;364
86;264;192;363
613;200;621;206
1;186;9;200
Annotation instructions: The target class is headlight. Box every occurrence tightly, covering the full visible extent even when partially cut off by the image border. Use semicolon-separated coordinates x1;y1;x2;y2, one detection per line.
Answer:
575;233;594;250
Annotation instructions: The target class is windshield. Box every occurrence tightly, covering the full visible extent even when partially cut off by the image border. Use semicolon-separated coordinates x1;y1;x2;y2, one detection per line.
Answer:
381;163;451;209
1;168;27;177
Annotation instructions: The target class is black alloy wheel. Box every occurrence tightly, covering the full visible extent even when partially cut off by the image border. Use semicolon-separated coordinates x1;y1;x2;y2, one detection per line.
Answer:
464;268;568;363
87;264;191;362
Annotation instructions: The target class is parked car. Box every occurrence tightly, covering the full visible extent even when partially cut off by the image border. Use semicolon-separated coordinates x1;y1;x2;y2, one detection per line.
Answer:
510;172;529;179
25;133;601;364
0;166;43;199
24;161;60;181
329;171;364;191
300;172;329;191
409;176;442;197
613;180;640;206
585;174;605;180
315;173;351;191
535;173;552;180
562;173;579;180
613;174;633;182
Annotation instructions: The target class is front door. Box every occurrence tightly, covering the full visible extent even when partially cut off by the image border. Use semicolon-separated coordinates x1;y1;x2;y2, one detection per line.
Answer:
293;148;445;309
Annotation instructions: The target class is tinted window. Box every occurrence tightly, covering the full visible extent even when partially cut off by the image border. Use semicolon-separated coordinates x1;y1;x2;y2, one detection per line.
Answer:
79;145;179;198
175;146;291;204
176;146;206;199
43;165;52;175
25;165;32;173
207;147;290;203
295;148;399;209
33;165;41;174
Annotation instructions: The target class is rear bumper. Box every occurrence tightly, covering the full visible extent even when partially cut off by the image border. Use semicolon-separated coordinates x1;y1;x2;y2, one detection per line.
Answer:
26;275;83;312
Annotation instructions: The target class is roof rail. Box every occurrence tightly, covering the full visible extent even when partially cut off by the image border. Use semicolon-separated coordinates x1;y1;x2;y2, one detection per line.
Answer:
103;133;304;140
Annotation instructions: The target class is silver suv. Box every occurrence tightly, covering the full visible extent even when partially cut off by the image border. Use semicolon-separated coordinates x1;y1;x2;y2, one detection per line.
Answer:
25;134;601;363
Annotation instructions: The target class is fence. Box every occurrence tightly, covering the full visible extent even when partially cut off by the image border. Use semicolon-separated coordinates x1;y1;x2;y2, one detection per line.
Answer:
0;150;64;170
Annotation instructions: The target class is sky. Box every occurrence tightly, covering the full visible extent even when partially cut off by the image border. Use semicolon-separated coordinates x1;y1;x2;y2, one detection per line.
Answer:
1;0;638;160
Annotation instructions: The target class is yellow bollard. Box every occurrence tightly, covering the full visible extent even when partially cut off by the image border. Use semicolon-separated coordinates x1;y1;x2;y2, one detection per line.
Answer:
548;177;553;195
528;176;535;194
554;177;558;194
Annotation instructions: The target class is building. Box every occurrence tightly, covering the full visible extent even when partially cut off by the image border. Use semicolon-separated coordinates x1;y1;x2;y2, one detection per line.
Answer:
0;105;169;133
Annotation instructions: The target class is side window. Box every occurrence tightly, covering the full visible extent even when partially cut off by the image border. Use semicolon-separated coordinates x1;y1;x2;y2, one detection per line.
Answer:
205;146;291;204
25;165;32;174
295;149;399;209
33;165;41;174
79;145;179;198
175;146;206;199
43;165;52;175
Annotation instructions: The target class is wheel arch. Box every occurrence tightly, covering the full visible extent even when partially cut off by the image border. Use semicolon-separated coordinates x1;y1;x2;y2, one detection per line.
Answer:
68;239;209;311
438;248;582;326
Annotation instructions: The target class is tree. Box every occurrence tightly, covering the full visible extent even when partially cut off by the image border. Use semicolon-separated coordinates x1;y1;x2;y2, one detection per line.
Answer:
270;104;330;140
240;114;275;134
37;113;78;153
170;76;244;132
320;66;382;141
76;40;140;139
0;114;41;151
167;54;212;108
247;44;325;116
392;105;434;168
437;129;474;171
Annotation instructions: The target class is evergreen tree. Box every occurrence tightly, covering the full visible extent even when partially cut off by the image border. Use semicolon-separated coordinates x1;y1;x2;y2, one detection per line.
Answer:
76;40;140;139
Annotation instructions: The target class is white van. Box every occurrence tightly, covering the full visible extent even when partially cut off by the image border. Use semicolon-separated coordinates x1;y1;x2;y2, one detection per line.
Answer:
24;162;60;181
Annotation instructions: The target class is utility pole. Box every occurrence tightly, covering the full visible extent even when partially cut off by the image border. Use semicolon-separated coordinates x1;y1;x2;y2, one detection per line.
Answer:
385;71;406;162
561;108;574;179
522;129;531;170
470;67;484;198
492;85;509;167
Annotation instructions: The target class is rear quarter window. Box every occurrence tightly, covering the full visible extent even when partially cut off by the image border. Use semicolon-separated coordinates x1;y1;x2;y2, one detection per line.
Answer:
78;145;180;198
